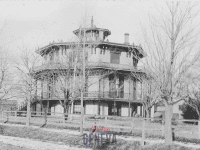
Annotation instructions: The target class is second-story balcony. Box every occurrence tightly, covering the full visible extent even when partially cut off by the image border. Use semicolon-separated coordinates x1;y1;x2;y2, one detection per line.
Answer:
33;61;139;73
35;91;139;102
87;62;136;71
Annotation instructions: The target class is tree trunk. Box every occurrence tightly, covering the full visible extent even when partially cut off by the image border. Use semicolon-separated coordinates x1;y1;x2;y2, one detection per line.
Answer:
26;96;31;126
44;102;48;125
198;117;200;139
146;108;150;123
44;100;49;125
44;107;47;125
164;104;173;145
63;105;67;122
146;108;150;118
144;106;151;123
63;89;69;122
40;100;43;116
63;104;69;122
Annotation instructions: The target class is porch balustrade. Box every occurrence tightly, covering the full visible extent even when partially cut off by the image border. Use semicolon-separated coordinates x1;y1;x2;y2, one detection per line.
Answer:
33;61;137;72
35;91;136;101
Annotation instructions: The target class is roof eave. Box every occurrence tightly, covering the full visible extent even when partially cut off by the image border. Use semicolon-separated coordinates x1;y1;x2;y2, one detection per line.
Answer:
99;41;146;58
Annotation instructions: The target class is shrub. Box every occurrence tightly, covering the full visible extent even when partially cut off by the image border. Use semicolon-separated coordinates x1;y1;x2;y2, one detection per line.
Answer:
180;103;199;124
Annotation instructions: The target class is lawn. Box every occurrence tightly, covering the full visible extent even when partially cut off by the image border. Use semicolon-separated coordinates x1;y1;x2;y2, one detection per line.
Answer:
2;116;200;145
0;124;199;150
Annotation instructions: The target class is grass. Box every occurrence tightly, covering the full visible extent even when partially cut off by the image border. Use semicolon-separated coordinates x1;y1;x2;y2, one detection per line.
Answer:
0;124;199;150
4;120;200;145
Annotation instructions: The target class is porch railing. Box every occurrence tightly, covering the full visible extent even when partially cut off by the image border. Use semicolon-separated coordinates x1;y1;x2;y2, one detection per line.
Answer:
35;91;136;101
33;61;138;72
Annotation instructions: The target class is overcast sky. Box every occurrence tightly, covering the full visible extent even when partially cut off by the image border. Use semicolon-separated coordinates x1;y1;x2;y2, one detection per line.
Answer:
0;0;156;57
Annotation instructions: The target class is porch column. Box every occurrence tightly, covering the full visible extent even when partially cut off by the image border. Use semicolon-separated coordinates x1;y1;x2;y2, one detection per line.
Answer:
137;105;141;116
129;104;132;117
114;101;116;116
47;100;49;115
151;105;155;121
71;101;74;114
141;105;144;117
102;104;104;115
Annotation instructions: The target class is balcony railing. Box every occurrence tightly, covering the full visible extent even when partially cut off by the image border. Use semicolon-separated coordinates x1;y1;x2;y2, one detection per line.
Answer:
87;62;136;71
35;91;136;101
33;62;66;72
33;61;138;72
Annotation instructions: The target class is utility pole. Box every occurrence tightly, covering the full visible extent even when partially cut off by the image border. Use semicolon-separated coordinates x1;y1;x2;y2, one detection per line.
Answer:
80;21;86;134
71;27;80;119
26;78;31;126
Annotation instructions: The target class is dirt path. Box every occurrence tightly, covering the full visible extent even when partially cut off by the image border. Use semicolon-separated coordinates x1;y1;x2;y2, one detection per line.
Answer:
0;135;90;150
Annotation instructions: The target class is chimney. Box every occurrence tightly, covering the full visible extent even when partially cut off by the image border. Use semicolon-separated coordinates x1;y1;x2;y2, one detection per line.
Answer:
124;33;129;44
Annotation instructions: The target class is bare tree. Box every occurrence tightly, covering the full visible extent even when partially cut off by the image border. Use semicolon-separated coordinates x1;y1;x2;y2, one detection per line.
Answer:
49;41;83;122
14;48;41;126
141;79;160;118
0;49;15;102
140;1;200;144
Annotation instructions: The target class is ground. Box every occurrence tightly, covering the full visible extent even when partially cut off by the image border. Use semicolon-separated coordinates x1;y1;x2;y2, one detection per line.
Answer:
0;123;199;150
0;134;88;150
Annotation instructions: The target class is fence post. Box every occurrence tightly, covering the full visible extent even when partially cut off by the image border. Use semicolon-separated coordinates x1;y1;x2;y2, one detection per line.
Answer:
141;119;146;146
131;118;134;133
198;121;200;139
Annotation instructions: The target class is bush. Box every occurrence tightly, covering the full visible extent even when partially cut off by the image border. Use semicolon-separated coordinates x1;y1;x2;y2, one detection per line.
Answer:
175;136;200;144
180;103;199;124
